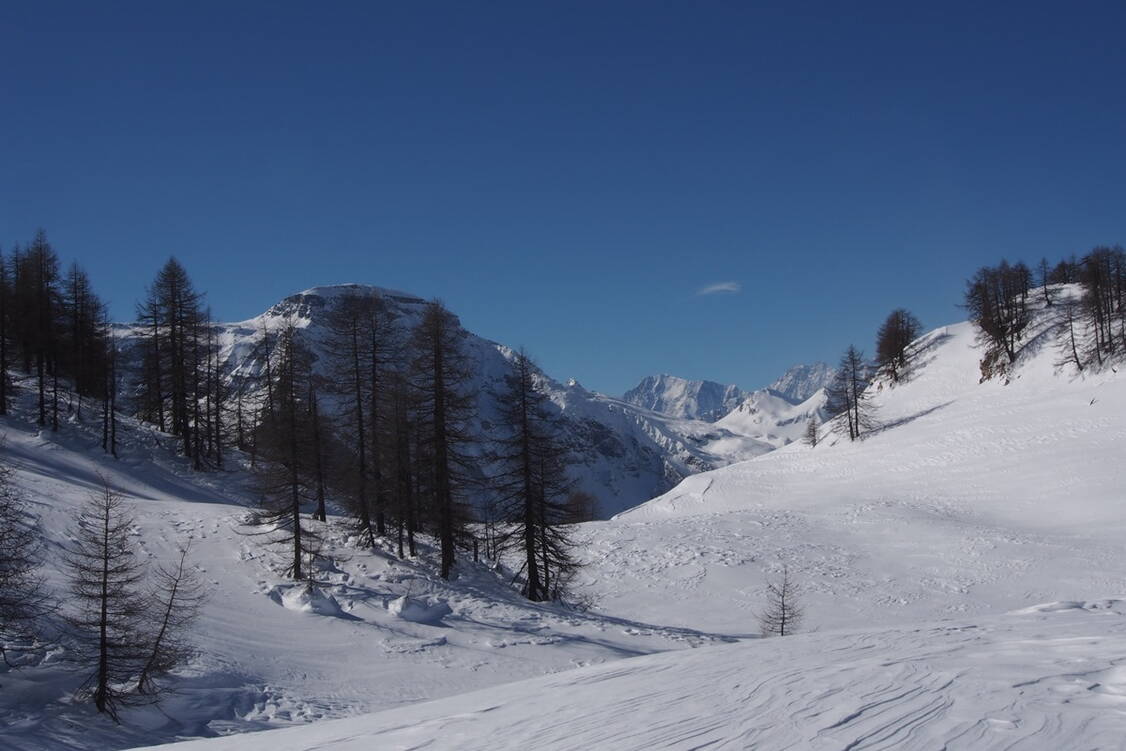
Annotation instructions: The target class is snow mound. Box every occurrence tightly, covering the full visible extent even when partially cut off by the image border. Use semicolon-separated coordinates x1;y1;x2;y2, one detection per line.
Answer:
1009;598;1126;616
273;584;345;617
388;596;452;624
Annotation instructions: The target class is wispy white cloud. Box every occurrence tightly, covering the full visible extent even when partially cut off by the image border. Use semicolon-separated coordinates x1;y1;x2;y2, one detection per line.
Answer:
696;281;741;296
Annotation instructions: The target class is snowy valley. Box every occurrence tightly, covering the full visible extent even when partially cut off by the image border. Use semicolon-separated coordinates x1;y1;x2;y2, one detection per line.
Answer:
2;281;1126;750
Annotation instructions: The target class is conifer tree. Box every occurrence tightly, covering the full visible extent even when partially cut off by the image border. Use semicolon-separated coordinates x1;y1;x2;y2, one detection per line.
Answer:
491;350;578;601
825;345;873;441
758;564;803;637
248;324;321;580
136;258;205;456
101;313;119;457
135;546;205;696
409;301;475;580
493;349;581;603
964;260;1033;368
0;453;50;662
325;295;377;545
1079;246;1126;365
0;248;10;416
65;480;151;721
803;415;819;448
875;309;921;383
15;231;62;427
386;365;419;558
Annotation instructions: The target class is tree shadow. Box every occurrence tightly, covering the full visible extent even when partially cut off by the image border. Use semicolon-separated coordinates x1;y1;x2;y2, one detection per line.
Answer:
867;400;954;436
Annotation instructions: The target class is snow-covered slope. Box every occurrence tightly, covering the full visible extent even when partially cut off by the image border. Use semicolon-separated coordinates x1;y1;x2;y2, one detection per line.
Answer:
621;374;745;422
0;386;734;751
578;290;1126;636
147;599;1126;751
8;285;1125;751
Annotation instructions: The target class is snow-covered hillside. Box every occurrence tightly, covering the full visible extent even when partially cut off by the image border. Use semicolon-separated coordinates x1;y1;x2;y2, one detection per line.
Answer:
5;286;1125;751
579;291;1126;636
0;386;734;751
621;374;745;422
147;600;1126;751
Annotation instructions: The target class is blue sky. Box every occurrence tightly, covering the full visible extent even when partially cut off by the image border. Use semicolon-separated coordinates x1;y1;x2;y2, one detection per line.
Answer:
2;1;1124;395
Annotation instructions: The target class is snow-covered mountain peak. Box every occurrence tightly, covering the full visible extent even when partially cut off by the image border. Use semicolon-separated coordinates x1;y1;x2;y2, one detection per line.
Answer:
766;361;835;404
245;284;428;328
621;374;745;422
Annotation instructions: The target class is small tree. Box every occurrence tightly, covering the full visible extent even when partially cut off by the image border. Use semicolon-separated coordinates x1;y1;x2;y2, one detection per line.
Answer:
135;546;205;696
875;308;922;382
0;453;50;663
803;416;819;448
65;479;151;721
825;346;874;441
1057;295;1085;373
758;563;803;637
1037;257;1055;307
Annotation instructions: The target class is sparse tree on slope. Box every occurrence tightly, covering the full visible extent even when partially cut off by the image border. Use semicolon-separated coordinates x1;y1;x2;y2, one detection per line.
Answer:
65;479;151;721
135;546;205;696
825;345;873;441
1057;294;1085;373
1037;257;1055;307
875;308;921;383
758;563;803;637
964;260;1032;371
0;453;51;663
803;415;819;448
1079;245;1126;365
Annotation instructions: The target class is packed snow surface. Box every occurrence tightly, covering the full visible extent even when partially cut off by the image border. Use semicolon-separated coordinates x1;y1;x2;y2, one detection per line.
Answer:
144;601;1126;750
